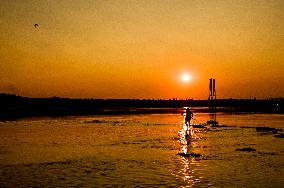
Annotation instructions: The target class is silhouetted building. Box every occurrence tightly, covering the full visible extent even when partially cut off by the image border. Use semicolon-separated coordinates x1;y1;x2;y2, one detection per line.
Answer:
209;78;216;100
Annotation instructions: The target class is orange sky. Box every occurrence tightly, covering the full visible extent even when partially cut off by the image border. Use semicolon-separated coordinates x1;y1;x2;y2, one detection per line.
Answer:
0;0;283;99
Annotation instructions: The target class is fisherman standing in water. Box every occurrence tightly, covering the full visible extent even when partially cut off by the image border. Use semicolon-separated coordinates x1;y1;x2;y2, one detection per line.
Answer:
185;107;193;126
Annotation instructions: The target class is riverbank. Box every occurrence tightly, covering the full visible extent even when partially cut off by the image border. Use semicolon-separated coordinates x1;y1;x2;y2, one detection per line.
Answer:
0;93;283;120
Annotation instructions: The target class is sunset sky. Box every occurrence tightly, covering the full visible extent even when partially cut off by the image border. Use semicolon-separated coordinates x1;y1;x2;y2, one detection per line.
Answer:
0;0;283;99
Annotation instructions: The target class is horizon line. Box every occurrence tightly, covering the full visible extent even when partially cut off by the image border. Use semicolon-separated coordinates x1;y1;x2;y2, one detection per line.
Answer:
1;93;283;101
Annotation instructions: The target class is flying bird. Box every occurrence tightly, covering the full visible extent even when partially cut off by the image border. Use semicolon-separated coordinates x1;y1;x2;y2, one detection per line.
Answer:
34;24;38;28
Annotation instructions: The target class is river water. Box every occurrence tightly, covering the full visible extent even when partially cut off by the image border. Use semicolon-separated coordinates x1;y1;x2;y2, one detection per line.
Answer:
0;111;283;187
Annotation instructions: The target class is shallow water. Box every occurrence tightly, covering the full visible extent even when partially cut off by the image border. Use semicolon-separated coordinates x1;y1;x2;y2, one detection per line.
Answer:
0;112;283;187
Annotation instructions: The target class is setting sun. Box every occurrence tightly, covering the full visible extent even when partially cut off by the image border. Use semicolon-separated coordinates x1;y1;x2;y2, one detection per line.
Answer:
181;73;191;82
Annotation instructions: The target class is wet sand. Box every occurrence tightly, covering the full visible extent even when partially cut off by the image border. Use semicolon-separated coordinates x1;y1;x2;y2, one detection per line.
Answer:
0;113;283;187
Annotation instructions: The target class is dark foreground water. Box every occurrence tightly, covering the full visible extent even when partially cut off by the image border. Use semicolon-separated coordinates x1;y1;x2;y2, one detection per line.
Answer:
0;112;283;187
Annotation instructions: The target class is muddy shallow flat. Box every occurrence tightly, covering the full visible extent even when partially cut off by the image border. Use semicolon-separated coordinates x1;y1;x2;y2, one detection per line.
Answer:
0;113;283;187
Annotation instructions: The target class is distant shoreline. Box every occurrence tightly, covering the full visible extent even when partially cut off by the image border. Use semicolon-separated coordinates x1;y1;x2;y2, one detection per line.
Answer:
0;93;283;120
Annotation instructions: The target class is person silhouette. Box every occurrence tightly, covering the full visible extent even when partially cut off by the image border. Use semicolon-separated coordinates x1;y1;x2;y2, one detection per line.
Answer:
185;107;193;126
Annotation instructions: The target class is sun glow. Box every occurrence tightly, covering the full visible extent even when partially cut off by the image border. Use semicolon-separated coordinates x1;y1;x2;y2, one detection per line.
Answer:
181;73;191;82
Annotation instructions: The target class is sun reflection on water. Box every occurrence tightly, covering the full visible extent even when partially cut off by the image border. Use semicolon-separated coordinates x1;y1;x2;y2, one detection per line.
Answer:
175;115;207;187
179;157;202;187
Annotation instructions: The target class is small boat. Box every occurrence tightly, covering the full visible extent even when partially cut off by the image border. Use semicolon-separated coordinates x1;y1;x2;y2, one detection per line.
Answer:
207;120;219;127
191;123;205;128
